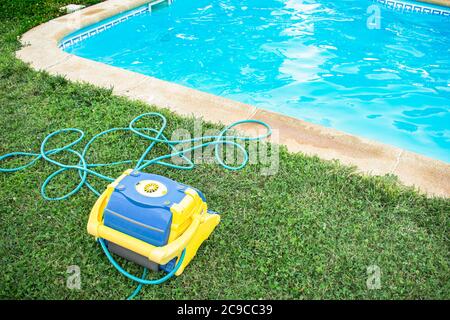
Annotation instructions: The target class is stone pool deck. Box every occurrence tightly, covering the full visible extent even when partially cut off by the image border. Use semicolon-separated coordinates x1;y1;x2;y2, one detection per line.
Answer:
16;0;450;197
420;0;450;7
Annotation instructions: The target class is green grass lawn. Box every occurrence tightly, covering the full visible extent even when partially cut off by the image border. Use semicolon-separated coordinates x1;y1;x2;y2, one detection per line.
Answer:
0;0;449;300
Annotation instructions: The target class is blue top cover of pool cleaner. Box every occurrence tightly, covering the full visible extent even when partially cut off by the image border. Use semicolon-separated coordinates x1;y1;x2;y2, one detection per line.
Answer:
103;171;204;247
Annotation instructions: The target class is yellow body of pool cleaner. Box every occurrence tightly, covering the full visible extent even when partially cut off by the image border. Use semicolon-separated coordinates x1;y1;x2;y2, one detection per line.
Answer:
88;168;220;276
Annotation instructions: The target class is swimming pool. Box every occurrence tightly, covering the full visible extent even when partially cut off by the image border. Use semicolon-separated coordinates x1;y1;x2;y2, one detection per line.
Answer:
62;0;450;163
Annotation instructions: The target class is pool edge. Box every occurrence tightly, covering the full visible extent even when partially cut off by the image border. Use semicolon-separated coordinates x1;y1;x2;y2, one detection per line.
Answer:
417;0;450;7
15;0;450;198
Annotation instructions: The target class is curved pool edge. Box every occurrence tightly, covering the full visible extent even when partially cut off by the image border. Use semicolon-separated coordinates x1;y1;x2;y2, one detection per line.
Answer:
15;0;450;197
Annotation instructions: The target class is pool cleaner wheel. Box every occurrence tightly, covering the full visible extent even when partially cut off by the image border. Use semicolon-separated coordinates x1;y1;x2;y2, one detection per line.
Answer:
87;169;220;276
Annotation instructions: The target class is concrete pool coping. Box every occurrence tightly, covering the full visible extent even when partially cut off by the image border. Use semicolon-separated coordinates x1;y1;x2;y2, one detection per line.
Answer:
420;0;450;7
16;0;450;197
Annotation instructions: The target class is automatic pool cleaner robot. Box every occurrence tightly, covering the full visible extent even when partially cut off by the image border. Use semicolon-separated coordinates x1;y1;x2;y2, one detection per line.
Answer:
0;112;271;299
89;169;220;277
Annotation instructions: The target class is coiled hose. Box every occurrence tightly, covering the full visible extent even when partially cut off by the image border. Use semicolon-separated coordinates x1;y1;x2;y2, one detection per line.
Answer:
0;112;271;299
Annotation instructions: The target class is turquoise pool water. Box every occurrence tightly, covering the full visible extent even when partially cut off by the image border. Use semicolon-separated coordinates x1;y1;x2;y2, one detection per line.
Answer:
64;0;450;163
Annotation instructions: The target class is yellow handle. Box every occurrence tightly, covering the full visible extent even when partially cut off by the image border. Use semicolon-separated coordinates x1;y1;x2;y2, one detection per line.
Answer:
87;186;112;236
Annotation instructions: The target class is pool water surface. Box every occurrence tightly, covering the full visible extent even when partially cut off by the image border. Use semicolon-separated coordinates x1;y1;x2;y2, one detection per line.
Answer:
64;0;450;162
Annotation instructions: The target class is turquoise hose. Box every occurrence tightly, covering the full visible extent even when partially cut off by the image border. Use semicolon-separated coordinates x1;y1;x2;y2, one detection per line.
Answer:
0;112;271;299
98;238;186;300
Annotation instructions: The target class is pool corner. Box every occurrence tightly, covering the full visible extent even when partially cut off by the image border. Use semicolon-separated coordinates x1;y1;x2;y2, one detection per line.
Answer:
15;0;450;197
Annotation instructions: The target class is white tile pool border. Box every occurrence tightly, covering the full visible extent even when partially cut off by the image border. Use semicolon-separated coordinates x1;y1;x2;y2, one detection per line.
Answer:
15;0;450;197
59;5;149;50
58;0;450;50
373;0;450;15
